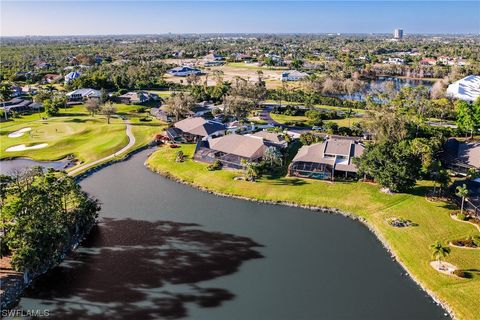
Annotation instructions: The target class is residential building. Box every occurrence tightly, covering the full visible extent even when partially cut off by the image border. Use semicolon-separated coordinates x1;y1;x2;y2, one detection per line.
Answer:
150;108;171;122
166;117;226;142
43;74;62;84
289;136;365;180
66;88;101;101
118;91;156;104
383;57;405;65
194;134;269;169
446;75;480;103
394;28;403;39
64;71;81;83
249;130;288;149
420;58;437;66
441;138;480;175
280;70;309;81
0;98;43;114
205;53;225;61
168;66;203;77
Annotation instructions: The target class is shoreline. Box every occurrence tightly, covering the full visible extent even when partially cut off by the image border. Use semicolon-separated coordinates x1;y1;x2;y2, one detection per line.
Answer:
145;158;455;319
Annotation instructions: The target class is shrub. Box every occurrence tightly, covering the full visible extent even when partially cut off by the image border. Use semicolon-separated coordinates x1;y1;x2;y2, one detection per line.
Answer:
456;212;467;221
453;270;472;279
175;151;185;163
207;160;222;171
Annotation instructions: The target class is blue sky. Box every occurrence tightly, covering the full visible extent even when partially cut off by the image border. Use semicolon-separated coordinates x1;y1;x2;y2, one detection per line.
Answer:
1;1;479;36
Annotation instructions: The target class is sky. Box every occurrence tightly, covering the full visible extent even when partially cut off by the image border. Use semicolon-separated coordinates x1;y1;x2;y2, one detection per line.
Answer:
1;1;479;36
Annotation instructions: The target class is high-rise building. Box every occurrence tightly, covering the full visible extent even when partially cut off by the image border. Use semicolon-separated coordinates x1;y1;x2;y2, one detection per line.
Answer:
394;29;404;39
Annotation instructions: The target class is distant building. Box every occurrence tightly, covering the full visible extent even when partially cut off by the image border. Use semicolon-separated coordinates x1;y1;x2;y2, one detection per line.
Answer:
289;136;365;180
394;28;403;39
66;88;101;101
168;66;203;77
446;75;480;103
43;74;62;84
118;91;158;104
280;70;309;81
64;71;81;83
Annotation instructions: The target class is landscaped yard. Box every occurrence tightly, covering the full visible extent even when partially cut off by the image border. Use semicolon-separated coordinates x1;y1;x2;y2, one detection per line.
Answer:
0;103;166;170
270;113;308;124
146;144;480;320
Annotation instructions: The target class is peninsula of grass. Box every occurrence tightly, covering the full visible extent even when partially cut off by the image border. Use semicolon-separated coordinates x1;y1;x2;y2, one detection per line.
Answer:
146;144;480;320
0;104;165;171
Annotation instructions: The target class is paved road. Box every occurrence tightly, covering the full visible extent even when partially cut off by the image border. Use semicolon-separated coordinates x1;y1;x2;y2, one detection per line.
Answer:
68;119;135;176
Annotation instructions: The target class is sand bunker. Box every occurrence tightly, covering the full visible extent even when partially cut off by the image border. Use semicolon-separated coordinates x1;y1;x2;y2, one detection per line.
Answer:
6;143;48;152
430;261;457;275
8;127;32;138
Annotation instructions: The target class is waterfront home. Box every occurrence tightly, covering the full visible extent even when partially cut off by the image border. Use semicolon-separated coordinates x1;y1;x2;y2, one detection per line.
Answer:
289;136;365;180
194;134;269;169
66;88;101;101
446;75;480;103
249;130;288;149
0;98;43;114
118;91;158;104
64;71;81;83
168;66;203;77
280;70;308;81
441;138;480;175
167;117;226;142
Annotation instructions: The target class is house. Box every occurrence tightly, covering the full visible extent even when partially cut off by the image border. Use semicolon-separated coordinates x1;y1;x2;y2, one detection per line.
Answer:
205;53;225;61
280;70;308;82
150;108;171;122
441;138;480;175
64;71;81;83
194;134;269;169
189;101;223;117
166;117;226;142
168;66;203;77
118;91;151;104
446;75;480;103
383;57;405;65
66;88;101;101
420;58;437;66
0;98;43;114
289;136;365;180
11;86;23;97
249;130;288;149
43;74;62;84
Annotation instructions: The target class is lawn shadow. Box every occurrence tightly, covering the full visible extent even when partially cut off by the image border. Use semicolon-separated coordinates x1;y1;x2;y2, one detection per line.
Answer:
19;218;263;320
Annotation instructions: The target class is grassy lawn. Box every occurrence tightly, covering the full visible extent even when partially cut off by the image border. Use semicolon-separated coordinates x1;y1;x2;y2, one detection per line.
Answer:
0;104;166;170
270;113;308;124
147;144;480;320
264;100;366;114
226;62;288;70
325;117;363;127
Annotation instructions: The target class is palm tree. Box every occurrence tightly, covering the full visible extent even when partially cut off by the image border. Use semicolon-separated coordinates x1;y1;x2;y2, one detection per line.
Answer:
455;184;469;215
430;241;451;269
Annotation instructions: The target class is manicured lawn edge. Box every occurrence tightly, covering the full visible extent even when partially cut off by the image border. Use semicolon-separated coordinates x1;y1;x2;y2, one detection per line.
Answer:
145;145;480;320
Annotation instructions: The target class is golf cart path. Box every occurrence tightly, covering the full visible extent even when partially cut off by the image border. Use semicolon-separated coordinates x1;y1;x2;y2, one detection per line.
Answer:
68;119;134;176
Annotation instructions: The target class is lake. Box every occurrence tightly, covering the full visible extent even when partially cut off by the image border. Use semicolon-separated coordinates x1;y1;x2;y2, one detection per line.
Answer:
10;149;449;319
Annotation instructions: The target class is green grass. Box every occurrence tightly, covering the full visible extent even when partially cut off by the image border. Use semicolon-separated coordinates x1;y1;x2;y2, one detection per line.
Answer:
325;117;363;127
147;144;480;320
270;113;308;124
0;104;166;171
226;62;288;70
264;100;366;114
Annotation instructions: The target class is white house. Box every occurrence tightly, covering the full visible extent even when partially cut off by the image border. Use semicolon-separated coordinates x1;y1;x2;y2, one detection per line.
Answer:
64;71;81;83
280;70;309;82
67;88;101;101
446;75;480;103
168;66;203;77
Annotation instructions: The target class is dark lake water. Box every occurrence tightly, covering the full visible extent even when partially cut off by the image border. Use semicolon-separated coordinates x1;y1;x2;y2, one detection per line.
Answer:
11;149;448;319
0;158;71;175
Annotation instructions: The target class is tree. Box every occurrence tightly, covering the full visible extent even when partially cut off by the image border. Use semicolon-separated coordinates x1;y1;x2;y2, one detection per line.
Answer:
455;184;469;215
101;102;117;124
355;141;422;192
430;241;451;269
2;169;100;276
242;160;261;182
304;109;323;126
165;92;195;122
43;99;59;117
455;100;479;138
86;98;101;117
263;146;283;167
